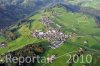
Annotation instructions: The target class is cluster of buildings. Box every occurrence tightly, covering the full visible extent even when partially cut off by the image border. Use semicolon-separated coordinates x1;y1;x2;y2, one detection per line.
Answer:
41;16;53;26
32;13;72;49
32;28;71;49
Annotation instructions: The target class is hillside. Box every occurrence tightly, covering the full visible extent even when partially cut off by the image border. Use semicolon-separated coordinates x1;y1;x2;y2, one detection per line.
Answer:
0;0;56;29
34;5;100;66
0;4;100;66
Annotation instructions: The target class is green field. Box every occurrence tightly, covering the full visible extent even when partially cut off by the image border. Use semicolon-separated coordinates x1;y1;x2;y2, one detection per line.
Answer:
67;0;100;10
0;13;46;55
0;35;5;42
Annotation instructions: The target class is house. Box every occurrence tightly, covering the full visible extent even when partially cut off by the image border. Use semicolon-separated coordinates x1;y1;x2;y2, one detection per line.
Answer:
0;43;6;48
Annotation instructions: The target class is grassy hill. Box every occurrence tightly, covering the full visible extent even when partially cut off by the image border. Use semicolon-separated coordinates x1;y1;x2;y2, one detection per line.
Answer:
0;5;100;66
0;12;46;55
34;5;100;66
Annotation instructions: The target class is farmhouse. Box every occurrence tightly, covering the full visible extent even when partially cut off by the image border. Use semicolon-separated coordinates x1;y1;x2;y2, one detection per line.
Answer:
0;42;6;48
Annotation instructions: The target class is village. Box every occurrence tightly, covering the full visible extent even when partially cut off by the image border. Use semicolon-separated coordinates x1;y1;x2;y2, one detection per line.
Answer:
0;7;90;66
31;10;87;66
32;12;72;49
0;0;100;66
32;28;70;49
